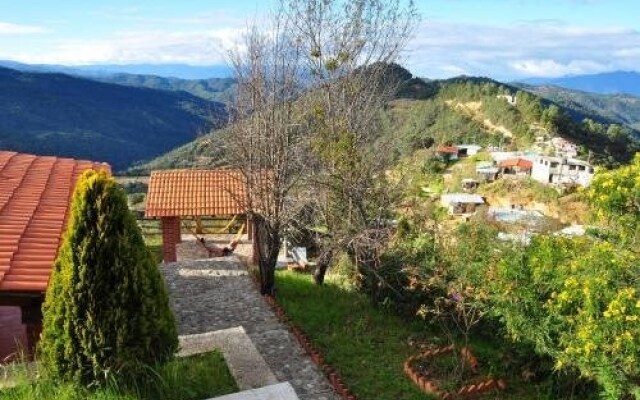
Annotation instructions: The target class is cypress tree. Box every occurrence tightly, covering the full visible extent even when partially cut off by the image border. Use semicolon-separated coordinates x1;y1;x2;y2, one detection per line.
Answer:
39;170;178;384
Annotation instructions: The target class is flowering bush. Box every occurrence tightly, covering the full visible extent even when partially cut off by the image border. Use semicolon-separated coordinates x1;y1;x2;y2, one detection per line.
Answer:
585;153;640;245
490;236;640;399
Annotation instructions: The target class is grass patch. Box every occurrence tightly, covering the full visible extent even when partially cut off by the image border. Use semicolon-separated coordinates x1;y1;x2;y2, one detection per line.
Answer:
144;233;163;264
0;351;237;400
276;271;435;400
275;271;597;400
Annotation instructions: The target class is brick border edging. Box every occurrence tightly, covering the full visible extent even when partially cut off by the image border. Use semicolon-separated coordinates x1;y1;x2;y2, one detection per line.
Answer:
403;346;507;399
262;294;359;400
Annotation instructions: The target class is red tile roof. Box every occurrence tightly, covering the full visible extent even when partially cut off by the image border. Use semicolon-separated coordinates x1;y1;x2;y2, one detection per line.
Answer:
145;169;246;218
0;151;110;293
436;145;459;154
499;158;533;170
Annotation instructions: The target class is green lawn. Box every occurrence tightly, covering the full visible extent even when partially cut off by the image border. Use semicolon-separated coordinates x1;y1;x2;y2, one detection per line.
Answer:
275;271;595;400
275;271;436;400
0;351;237;400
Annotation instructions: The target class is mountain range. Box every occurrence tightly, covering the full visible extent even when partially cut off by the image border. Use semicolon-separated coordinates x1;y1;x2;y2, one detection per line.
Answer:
518;84;640;132
0;60;233;80
1;62;638;173
519;71;640;97
0;67;227;171
130;69;639;174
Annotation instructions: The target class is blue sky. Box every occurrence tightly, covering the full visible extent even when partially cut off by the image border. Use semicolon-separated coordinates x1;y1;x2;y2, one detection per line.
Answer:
0;0;638;80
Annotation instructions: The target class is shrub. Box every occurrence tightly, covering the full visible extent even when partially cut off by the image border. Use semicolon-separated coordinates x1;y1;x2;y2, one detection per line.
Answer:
489;236;640;399
39;170;178;385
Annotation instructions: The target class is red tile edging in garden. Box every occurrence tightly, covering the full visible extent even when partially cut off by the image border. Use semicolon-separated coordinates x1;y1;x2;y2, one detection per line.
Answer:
251;272;506;400
403;345;507;399
262;293;359;400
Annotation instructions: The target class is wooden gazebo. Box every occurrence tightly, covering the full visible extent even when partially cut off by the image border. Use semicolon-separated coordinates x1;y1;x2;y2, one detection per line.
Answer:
145;169;250;263
0;151;110;359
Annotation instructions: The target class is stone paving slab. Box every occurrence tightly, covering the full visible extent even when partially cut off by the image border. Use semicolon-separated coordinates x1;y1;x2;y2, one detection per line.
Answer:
208;382;299;400
179;327;278;390
162;257;339;400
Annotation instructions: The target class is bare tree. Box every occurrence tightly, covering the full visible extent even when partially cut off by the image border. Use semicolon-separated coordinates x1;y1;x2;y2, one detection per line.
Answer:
222;0;418;293
280;0;419;285
222;16;311;295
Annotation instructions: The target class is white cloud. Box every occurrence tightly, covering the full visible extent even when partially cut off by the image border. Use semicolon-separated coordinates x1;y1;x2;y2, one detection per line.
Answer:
2;27;245;65
1;15;639;81
509;59;608;77
0;22;46;35
406;20;640;79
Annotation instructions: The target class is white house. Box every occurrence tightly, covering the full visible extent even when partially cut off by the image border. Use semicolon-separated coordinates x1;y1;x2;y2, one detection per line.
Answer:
531;156;595;187
456;145;482;157
497;94;517;106
440;193;485;215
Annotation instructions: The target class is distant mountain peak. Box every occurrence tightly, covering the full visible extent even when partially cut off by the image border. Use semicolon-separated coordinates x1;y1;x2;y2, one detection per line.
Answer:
0;60;233;80
517;70;640;96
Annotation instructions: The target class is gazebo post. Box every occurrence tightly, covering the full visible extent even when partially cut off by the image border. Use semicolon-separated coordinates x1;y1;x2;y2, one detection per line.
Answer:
161;216;181;263
246;214;253;238
195;216;204;235
21;302;42;359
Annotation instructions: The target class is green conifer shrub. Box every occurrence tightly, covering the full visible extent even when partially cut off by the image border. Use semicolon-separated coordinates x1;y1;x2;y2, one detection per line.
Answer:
39;170;178;385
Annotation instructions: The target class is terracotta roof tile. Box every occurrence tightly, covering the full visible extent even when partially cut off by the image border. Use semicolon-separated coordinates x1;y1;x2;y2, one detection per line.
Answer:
145;169;246;217
436;145;459;154
499;158;533;170
0;151;110;293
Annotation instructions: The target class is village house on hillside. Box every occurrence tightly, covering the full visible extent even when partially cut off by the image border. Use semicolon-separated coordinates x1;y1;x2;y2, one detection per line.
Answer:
436;145;459;162
497;94;517;106
436;144;483;162
456;144;482;157
440;193;485;215
531;156;595;187
476;161;500;182
498;158;533;177
0;151;110;360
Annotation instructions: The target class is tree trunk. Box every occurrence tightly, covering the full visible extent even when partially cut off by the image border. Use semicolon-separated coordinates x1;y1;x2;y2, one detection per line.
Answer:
313;249;333;285
254;214;281;295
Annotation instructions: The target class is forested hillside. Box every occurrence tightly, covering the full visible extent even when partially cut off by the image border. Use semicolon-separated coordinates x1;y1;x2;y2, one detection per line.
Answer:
388;77;639;166
131;70;639;174
518;83;640;132
93;74;236;102
0;67;227;170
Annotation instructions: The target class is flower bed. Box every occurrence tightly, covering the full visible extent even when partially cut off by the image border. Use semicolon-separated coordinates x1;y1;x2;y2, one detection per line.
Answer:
403;345;506;399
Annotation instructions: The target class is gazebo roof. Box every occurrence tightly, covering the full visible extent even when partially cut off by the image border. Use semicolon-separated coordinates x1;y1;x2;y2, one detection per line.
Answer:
145;169;246;218
0;151;110;293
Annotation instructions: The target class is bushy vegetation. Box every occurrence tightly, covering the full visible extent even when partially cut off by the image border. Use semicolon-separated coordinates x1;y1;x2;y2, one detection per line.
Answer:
585;153;640;245
40;170;178;385
490;236;640;399
297;156;640;399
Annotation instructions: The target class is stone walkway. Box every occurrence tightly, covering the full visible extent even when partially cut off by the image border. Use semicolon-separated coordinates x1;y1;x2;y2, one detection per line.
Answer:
161;257;339;400
179;327;278;391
